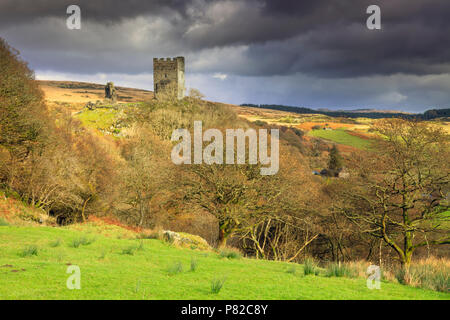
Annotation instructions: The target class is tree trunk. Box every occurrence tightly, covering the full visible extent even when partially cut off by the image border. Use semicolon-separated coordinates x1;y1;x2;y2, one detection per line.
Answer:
218;229;227;248
81;197;90;223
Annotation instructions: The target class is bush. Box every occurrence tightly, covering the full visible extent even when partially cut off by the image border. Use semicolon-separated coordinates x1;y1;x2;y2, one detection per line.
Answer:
190;258;198;272
18;209;40;223
137;230;160;240
211;277;226;294
395;263;450;292
253;120;267;126
219;248;242;260
69;237;94;248
420;269;449;292
291;127;305;138
394;267;410;285
69;238;82;248
303;258;320;276
19;245;38;257
167;261;183;275
49;238;61;247
325;263;356;278
121;246;136;255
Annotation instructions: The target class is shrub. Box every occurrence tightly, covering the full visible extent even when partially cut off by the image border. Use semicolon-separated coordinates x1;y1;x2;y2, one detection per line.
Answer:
190;258;198;272
17;209;41;223
69;238;82;248
253;120;267;126
137;230;160;240
211;277;226;294
303;258;320;276
325;263;356;278
291;127;305;138
49;239;61;247
394;262;450;292
81;237;94;245
69;237;94;248
19;245;38;257
425;271;449;293
121;246;136;255
219;248;242;259
167;261;183;275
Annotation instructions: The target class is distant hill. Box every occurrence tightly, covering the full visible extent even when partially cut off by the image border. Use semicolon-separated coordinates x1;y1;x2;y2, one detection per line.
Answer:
422;108;450;120
241;104;449;120
38;80;153;104
339;108;412;114
38;80;449;121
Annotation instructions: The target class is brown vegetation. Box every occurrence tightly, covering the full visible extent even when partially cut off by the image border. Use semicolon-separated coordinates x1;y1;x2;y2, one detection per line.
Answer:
330;119;450;268
1;38;449;283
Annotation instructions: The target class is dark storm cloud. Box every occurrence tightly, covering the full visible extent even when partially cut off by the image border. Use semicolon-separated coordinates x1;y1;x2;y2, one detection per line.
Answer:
181;0;450;78
0;0;191;25
1;0;449;111
1;0;449;78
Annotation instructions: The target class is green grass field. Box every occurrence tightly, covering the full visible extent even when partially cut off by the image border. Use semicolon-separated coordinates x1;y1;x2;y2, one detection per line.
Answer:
0;225;448;300
308;128;373;149
75;108;121;131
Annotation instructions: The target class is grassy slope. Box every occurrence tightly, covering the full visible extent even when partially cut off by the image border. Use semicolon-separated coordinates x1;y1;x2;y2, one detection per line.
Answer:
75;108;121;131
308;128;373;149
0;225;448;300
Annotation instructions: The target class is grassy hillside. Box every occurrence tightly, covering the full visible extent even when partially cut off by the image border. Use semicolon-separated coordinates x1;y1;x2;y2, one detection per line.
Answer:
0;224;448;300
308;128;373;149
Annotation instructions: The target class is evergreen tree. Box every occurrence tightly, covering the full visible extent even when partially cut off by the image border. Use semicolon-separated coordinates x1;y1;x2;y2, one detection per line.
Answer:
327;145;342;176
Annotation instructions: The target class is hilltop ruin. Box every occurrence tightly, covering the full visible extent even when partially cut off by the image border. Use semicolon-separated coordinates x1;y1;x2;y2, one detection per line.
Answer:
153;57;185;100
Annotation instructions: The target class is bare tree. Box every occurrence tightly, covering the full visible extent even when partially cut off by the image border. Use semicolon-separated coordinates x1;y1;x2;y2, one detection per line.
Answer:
119;126;171;227
335;119;450;268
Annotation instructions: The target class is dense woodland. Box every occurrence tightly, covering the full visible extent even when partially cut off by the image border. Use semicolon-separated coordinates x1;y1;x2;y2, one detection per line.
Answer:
1;38;449;275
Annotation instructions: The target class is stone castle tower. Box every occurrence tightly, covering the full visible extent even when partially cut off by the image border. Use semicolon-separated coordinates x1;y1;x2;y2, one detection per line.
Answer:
153;57;185;100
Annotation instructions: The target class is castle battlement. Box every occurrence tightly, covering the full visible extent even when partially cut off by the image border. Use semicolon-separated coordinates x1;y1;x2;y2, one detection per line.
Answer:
153;57;185;100
153;57;184;62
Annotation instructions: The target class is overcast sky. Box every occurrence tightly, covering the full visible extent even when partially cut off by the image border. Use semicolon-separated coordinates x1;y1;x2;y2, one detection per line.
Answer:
1;0;449;112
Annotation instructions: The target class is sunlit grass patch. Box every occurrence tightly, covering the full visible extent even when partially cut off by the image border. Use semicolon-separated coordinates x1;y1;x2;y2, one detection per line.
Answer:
308;128;373;149
0;225;448;300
